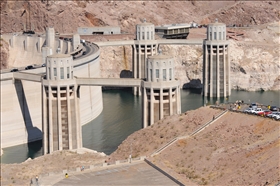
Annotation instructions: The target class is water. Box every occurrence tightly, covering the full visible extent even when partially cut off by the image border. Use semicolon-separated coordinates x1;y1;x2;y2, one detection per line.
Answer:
1;89;279;163
82;89;142;155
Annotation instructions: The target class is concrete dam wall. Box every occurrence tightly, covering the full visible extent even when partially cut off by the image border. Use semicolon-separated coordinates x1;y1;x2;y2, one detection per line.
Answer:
0;35;103;149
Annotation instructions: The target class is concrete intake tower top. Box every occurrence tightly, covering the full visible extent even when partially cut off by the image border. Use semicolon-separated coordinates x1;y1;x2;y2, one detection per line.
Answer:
207;19;227;41
46;54;73;81
136;19;155;40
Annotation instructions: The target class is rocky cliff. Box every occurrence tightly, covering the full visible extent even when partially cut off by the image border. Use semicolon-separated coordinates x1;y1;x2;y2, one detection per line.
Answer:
98;22;280;91
0;38;9;70
1;1;279;91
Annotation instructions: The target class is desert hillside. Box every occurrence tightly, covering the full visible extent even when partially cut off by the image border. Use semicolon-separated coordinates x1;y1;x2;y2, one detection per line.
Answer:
110;107;280;185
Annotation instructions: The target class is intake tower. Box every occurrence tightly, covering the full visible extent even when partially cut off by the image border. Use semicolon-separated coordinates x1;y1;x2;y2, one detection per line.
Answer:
42;54;82;154
203;19;230;97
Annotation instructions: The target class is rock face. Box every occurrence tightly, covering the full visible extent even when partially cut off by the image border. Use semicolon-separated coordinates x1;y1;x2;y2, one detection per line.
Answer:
229;22;280;91
1;1;279;34
0;38;9;70
97;23;280;91
1;1;279;91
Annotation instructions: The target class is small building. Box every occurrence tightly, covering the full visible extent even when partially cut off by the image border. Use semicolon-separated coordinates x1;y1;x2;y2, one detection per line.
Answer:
77;26;121;35
155;23;191;39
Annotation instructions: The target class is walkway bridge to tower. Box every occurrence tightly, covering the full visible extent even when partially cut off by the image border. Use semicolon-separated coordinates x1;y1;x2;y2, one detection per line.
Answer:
76;77;142;87
12;72;44;82
94;39;203;47
11;73;142;88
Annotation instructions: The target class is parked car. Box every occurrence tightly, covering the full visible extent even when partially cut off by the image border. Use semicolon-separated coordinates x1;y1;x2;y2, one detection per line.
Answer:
249;103;257;110
10;68;18;72
41;63;46;67
251;108;264;115
274;114;280;120
243;108;255;113
82;51;86;55
257;110;272;117
270;106;278;111
25;65;34;70
267;112;279;118
272;112;280;120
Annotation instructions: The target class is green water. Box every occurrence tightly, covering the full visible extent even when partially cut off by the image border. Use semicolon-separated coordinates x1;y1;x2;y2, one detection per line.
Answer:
1;89;279;163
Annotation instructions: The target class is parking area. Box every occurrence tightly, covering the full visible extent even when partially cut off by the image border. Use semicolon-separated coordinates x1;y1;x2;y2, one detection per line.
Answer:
53;162;180;186
215;102;280;120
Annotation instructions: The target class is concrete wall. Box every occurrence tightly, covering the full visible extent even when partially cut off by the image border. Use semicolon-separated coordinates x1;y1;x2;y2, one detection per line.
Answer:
0;42;103;149
1;34;69;67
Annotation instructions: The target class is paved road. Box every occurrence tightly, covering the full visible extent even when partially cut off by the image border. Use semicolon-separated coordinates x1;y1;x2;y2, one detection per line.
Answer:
53;161;179;186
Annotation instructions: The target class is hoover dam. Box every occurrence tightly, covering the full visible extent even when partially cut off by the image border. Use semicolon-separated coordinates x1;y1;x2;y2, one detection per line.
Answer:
0;31;103;151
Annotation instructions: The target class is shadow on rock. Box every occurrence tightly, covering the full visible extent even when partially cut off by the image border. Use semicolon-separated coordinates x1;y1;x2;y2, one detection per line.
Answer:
183;79;203;89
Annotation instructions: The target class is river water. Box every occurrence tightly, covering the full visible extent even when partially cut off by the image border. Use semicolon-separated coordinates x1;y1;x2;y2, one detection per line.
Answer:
1;89;279;164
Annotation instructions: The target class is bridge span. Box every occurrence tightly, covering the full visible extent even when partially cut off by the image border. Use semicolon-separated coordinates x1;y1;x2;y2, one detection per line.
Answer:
13;72;43;82
93;39;203;47
76;77;142;87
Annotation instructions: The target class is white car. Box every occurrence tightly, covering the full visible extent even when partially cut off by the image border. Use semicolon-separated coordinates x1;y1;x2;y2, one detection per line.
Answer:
244;108;255;113
274;115;280;120
251;108;264;115
267;112;279;118
272;112;280;120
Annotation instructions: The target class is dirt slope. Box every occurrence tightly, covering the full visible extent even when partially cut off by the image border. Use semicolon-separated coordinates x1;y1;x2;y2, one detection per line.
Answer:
110;107;280;185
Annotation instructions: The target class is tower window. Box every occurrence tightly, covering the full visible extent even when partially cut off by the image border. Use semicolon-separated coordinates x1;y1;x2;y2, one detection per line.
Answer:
54;68;57;77
60;67;64;79
67;67;70;78
163;69;166;81
156;69;159;78
142;32;144;40
150;69;153;81
214;32;217;40
169;68;172;80
219;32;221;40
147;32;149;40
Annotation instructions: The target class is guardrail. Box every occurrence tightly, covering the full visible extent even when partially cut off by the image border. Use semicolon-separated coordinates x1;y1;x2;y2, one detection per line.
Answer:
151;137;178;156
190;108;228;136
151;107;228;157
